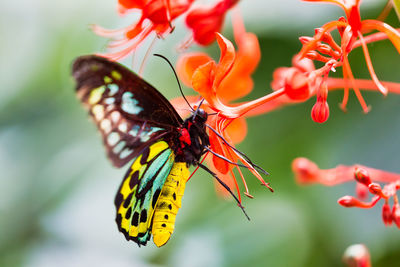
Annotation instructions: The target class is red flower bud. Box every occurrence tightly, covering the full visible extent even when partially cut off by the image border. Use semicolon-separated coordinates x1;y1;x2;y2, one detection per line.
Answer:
338;196;362;207
311;99;329;123
382;202;393;226
392;203;400;228
368;183;382;196
354;167;371;186
355;183;368;201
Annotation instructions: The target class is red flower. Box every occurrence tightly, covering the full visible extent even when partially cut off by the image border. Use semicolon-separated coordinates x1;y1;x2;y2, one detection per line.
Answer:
292;157;400;228
92;0;194;61
185;0;239;46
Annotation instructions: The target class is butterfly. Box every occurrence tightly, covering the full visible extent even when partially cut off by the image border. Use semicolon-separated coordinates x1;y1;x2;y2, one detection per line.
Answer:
72;55;253;247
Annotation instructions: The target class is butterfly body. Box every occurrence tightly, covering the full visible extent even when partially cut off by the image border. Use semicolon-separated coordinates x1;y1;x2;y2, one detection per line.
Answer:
152;162;189;247
72;55;209;247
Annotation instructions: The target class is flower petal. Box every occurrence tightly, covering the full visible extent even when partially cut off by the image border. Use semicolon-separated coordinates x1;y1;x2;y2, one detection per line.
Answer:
176;52;212;87
192;61;216;97
214;33;236;88
225;118;248;144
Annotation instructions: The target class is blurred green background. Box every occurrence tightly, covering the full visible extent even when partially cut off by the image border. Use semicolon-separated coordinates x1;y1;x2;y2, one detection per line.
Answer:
1;0;400;266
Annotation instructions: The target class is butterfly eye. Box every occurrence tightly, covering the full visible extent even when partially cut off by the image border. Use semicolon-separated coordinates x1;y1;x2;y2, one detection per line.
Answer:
196;109;208;122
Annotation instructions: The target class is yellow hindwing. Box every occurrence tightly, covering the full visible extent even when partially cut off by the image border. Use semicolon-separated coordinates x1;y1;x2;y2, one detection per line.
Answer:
151;162;189;247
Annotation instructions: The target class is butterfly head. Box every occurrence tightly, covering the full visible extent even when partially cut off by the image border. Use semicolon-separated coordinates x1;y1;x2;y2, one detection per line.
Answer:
192;108;208;124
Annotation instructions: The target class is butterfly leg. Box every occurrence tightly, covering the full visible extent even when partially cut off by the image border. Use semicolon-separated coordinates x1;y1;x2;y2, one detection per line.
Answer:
197;162;250;221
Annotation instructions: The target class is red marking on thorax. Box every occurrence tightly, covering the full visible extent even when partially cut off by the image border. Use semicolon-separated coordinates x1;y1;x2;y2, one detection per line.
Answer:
179;128;191;147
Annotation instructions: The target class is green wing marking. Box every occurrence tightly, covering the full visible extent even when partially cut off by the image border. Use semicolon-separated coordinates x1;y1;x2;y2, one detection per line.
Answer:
114;141;175;246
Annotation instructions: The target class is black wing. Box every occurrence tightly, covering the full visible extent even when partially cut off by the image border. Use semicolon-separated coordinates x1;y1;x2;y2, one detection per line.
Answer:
72;55;183;167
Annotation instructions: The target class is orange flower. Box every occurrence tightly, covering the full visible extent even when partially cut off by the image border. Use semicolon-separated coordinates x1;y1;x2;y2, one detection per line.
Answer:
174;17;276;201
92;0;194;61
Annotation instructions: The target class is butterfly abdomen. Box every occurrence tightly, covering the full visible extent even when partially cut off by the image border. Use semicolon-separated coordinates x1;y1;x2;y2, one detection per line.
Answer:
151;162;189;247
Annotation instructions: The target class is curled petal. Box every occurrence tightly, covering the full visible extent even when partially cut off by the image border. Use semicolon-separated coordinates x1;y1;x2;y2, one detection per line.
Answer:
214;33;236;88
218;33;260;102
192;61;216;97
177;52;212;87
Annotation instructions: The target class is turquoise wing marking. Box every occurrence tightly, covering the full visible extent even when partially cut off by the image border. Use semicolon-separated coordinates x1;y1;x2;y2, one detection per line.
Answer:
115;141;175;246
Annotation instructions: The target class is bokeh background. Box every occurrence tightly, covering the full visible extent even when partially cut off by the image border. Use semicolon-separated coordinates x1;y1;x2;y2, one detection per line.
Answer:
1;0;400;266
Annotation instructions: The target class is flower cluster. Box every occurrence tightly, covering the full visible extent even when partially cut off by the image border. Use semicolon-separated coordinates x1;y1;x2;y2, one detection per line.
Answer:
270;0;400;123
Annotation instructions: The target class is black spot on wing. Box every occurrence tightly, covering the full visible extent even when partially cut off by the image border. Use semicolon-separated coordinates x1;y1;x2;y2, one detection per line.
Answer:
164;214;169;219
129;171;139;189
115;192;123;207
125;207;132;220
132;212;139;227
172;192;177;201
140;147;150;165
124;192;133;208
168;204;172;210
140;210;147;223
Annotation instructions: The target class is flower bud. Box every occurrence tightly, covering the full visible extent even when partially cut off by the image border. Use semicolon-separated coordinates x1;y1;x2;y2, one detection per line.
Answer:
382;202;393;226
338;196;362;207
368;183;382;196
311;99;329;123
392;203;400;228
354;167;371;186
355;183;368;201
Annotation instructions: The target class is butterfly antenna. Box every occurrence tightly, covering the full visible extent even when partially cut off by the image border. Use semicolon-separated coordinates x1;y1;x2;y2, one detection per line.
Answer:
205;124;269;175
197;162;250;221
153;53;194;112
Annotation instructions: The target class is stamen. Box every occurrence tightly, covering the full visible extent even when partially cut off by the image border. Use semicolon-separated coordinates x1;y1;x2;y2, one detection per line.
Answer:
358;32;388;95
343;57;370;113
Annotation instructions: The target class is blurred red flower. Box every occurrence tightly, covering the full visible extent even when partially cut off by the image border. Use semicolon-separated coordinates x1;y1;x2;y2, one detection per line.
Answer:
292;157;400;228
93;0;194;61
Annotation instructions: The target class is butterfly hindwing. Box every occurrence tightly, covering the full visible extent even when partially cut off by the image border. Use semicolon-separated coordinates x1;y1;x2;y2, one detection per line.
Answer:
114;141;175;246
72;55;182;167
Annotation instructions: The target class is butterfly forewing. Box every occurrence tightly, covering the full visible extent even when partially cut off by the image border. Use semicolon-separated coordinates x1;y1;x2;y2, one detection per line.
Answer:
114;141;175;246
72;55;182;167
